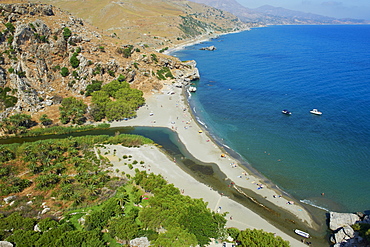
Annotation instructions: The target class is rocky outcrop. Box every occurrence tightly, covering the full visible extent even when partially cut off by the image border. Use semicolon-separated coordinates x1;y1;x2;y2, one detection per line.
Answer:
329;212;360;231
129;237;150;247
0;67;6;87
329;211;369;247
200;45;216;51
172;60;200;88
0;241;13;247
0;3;202;122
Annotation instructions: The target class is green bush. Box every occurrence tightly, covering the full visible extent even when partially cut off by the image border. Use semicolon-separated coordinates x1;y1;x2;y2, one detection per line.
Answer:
4;22;15;33
150;53;158;63
63;27;72;41
70;52;80;68
156;67;174;80
60;67;69;77
85;80;103;96
117;74;126;82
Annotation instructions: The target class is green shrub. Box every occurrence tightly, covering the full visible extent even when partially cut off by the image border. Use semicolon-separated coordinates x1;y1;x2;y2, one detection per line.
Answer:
63;27;72;41
117;74;126;82
60;67;69;77
4;22;15;33
108;70;115;77
156;67;173;80
85;80;103;96
70;52;80;68
150;53;158;63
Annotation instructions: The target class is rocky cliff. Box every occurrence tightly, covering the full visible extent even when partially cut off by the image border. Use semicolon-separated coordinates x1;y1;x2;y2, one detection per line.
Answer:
0;3;199;121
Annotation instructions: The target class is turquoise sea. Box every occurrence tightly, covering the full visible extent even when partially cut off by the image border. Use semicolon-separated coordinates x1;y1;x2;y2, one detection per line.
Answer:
171;25;370;213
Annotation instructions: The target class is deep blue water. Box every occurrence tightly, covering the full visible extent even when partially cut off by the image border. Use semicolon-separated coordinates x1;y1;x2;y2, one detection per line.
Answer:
171;25;370;213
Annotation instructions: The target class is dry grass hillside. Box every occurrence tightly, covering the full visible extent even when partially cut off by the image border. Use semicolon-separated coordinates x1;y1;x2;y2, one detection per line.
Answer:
0;3;200;124
27;0;249;49
0;0;248;125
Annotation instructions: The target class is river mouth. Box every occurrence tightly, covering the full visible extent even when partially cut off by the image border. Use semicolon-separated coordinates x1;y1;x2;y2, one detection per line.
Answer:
0;126;329;246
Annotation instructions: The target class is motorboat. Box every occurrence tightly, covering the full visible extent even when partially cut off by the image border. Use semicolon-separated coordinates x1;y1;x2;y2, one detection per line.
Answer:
294;229;310;238
310;109;322;115
281;109;292;115
189;86;197;92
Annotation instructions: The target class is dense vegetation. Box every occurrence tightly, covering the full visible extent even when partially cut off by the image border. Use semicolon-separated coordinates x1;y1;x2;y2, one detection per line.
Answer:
89;79;145;121
0;86;18;111
0;132;292;246
0;113;35;135
227;227;290;247
59;97;87;124
0;134;153;199
352;223;370;242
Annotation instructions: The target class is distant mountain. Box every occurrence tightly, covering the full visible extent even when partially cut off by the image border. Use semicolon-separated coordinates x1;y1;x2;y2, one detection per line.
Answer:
253;5;370;25
189;0;370;25
188;0;265;24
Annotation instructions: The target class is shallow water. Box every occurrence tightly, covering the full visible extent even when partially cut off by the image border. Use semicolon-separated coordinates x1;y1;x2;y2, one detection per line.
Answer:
172;25;370;213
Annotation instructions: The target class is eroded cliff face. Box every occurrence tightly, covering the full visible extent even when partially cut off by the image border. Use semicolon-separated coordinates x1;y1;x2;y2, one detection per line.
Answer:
0;3;199;121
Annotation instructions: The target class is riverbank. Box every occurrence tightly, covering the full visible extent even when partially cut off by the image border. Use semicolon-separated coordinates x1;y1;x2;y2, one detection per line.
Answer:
107;83;320;246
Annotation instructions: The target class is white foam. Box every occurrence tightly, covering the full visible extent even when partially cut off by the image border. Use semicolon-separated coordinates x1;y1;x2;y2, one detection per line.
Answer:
300;199;330;212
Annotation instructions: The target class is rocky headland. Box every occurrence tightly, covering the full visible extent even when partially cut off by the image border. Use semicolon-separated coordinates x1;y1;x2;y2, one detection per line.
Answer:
329;211;370;247
0;3;202;123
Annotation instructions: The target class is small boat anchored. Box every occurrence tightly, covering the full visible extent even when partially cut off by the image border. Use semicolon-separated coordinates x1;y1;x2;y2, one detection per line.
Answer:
310;109;322;115
281;109;292;115
189;86;197;92
294;229;310;238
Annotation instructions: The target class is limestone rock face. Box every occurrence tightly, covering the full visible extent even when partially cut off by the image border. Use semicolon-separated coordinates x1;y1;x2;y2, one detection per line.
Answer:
0;241;14;247
330;225;355;243
129;237;150;247
329;211;369;247
173;60;200;87
3;195;16;204
0;3;202;122
329;212;360;231
10;74;40;112
0;67;6;87
12;24;34;49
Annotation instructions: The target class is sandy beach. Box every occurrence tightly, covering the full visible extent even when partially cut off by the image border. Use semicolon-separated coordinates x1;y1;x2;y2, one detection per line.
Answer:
105;83;317;246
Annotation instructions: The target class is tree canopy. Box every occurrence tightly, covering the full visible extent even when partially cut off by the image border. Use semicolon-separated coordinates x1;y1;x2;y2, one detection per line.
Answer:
89;79;145;121
59;97;87;124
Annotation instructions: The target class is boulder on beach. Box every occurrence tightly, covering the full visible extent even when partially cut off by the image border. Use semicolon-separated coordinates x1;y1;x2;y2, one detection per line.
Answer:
329;212;360;231
330;225;355;243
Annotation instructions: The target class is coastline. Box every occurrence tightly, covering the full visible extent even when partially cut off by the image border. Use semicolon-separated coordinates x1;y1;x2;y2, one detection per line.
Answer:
107;83;323;245
163;28;251;55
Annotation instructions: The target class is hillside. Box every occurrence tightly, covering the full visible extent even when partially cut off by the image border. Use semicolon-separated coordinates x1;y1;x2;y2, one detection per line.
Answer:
0;2;207;123
27;0;250;49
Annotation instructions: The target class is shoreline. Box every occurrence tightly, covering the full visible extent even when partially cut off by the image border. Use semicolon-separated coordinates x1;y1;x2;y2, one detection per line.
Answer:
107;83;325;245
163;28;251;55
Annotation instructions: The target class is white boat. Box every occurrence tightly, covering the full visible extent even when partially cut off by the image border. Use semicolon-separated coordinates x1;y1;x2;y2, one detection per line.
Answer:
189;86;197;92
310;109;322;115
294;229;310;238
281;109;292;115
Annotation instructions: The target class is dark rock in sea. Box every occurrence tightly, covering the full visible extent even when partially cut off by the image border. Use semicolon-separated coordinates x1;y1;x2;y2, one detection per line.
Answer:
200;45;216;51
